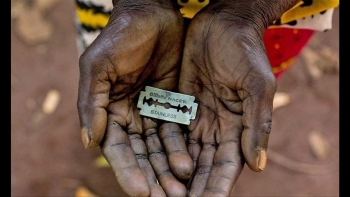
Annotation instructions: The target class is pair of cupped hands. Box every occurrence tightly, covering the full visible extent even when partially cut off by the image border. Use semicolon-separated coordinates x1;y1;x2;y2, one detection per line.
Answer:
77;0;300;196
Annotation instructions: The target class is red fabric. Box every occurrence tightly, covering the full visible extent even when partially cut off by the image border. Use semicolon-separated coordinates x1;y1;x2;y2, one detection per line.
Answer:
263;28;315;79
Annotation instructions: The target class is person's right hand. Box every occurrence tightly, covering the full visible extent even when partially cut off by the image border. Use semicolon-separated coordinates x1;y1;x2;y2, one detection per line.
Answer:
77;0;193;196
179;0;301;196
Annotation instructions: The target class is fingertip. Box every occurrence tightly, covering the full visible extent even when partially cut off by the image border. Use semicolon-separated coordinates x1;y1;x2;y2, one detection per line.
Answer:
169;152;194;180
258;148;267;171
242;128;269;172
117;169;151;197
243;146;267;172
81;127;91;148
162;178;187;197
81;127;99;148
149;184;167;197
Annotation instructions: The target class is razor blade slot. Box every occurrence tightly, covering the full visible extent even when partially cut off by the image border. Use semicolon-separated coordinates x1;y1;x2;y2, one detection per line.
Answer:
142;96;193;114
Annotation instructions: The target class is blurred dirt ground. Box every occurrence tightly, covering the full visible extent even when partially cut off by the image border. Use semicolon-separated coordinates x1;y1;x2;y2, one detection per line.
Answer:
11;0;339;196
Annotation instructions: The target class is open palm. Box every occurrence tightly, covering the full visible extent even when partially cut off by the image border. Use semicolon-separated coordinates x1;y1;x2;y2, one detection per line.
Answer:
179;4;278;196
77;1;192;196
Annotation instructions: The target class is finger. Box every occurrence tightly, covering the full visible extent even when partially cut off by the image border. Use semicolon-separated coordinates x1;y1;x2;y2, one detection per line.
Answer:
78;49;111;148
188;143;216;197
144;118;187;197
129;133;166;197
202;138;244;197
159;123;193;180
188;139;201;170
186;139;201;189
241;76;277;172
100;121;150;196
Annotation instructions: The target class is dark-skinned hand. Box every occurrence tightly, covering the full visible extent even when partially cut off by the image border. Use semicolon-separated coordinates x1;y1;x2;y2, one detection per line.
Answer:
77;0;193;196
179;0;301;196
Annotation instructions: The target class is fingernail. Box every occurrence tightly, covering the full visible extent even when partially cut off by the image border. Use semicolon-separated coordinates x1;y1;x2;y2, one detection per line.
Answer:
81;127;91;148
258;149;267;171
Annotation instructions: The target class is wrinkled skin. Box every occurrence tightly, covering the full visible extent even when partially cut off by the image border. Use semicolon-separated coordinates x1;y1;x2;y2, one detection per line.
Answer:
77;1;193;196
179;1;300;196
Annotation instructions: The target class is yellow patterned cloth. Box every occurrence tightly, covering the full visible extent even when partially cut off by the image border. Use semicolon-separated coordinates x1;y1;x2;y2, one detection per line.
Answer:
177;0;339;21
280;0;339;23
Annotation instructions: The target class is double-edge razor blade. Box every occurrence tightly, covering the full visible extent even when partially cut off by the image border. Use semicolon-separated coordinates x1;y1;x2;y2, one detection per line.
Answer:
137;86;198;125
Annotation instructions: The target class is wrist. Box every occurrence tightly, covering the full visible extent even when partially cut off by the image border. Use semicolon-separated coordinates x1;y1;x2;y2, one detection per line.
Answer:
205;0;301;30
112;0;176;9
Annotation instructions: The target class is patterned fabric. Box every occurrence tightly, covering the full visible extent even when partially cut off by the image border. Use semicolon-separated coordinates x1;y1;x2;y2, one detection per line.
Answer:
264;28;315;78
75;0;111;55
74;0;339;78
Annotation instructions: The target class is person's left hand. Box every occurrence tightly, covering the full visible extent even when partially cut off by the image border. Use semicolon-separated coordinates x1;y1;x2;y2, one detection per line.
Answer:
179;0;300;196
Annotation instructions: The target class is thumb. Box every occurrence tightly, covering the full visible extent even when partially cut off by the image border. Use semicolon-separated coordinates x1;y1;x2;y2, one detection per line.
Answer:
241;125;270;172
241;78;276;172
77;50;111;148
